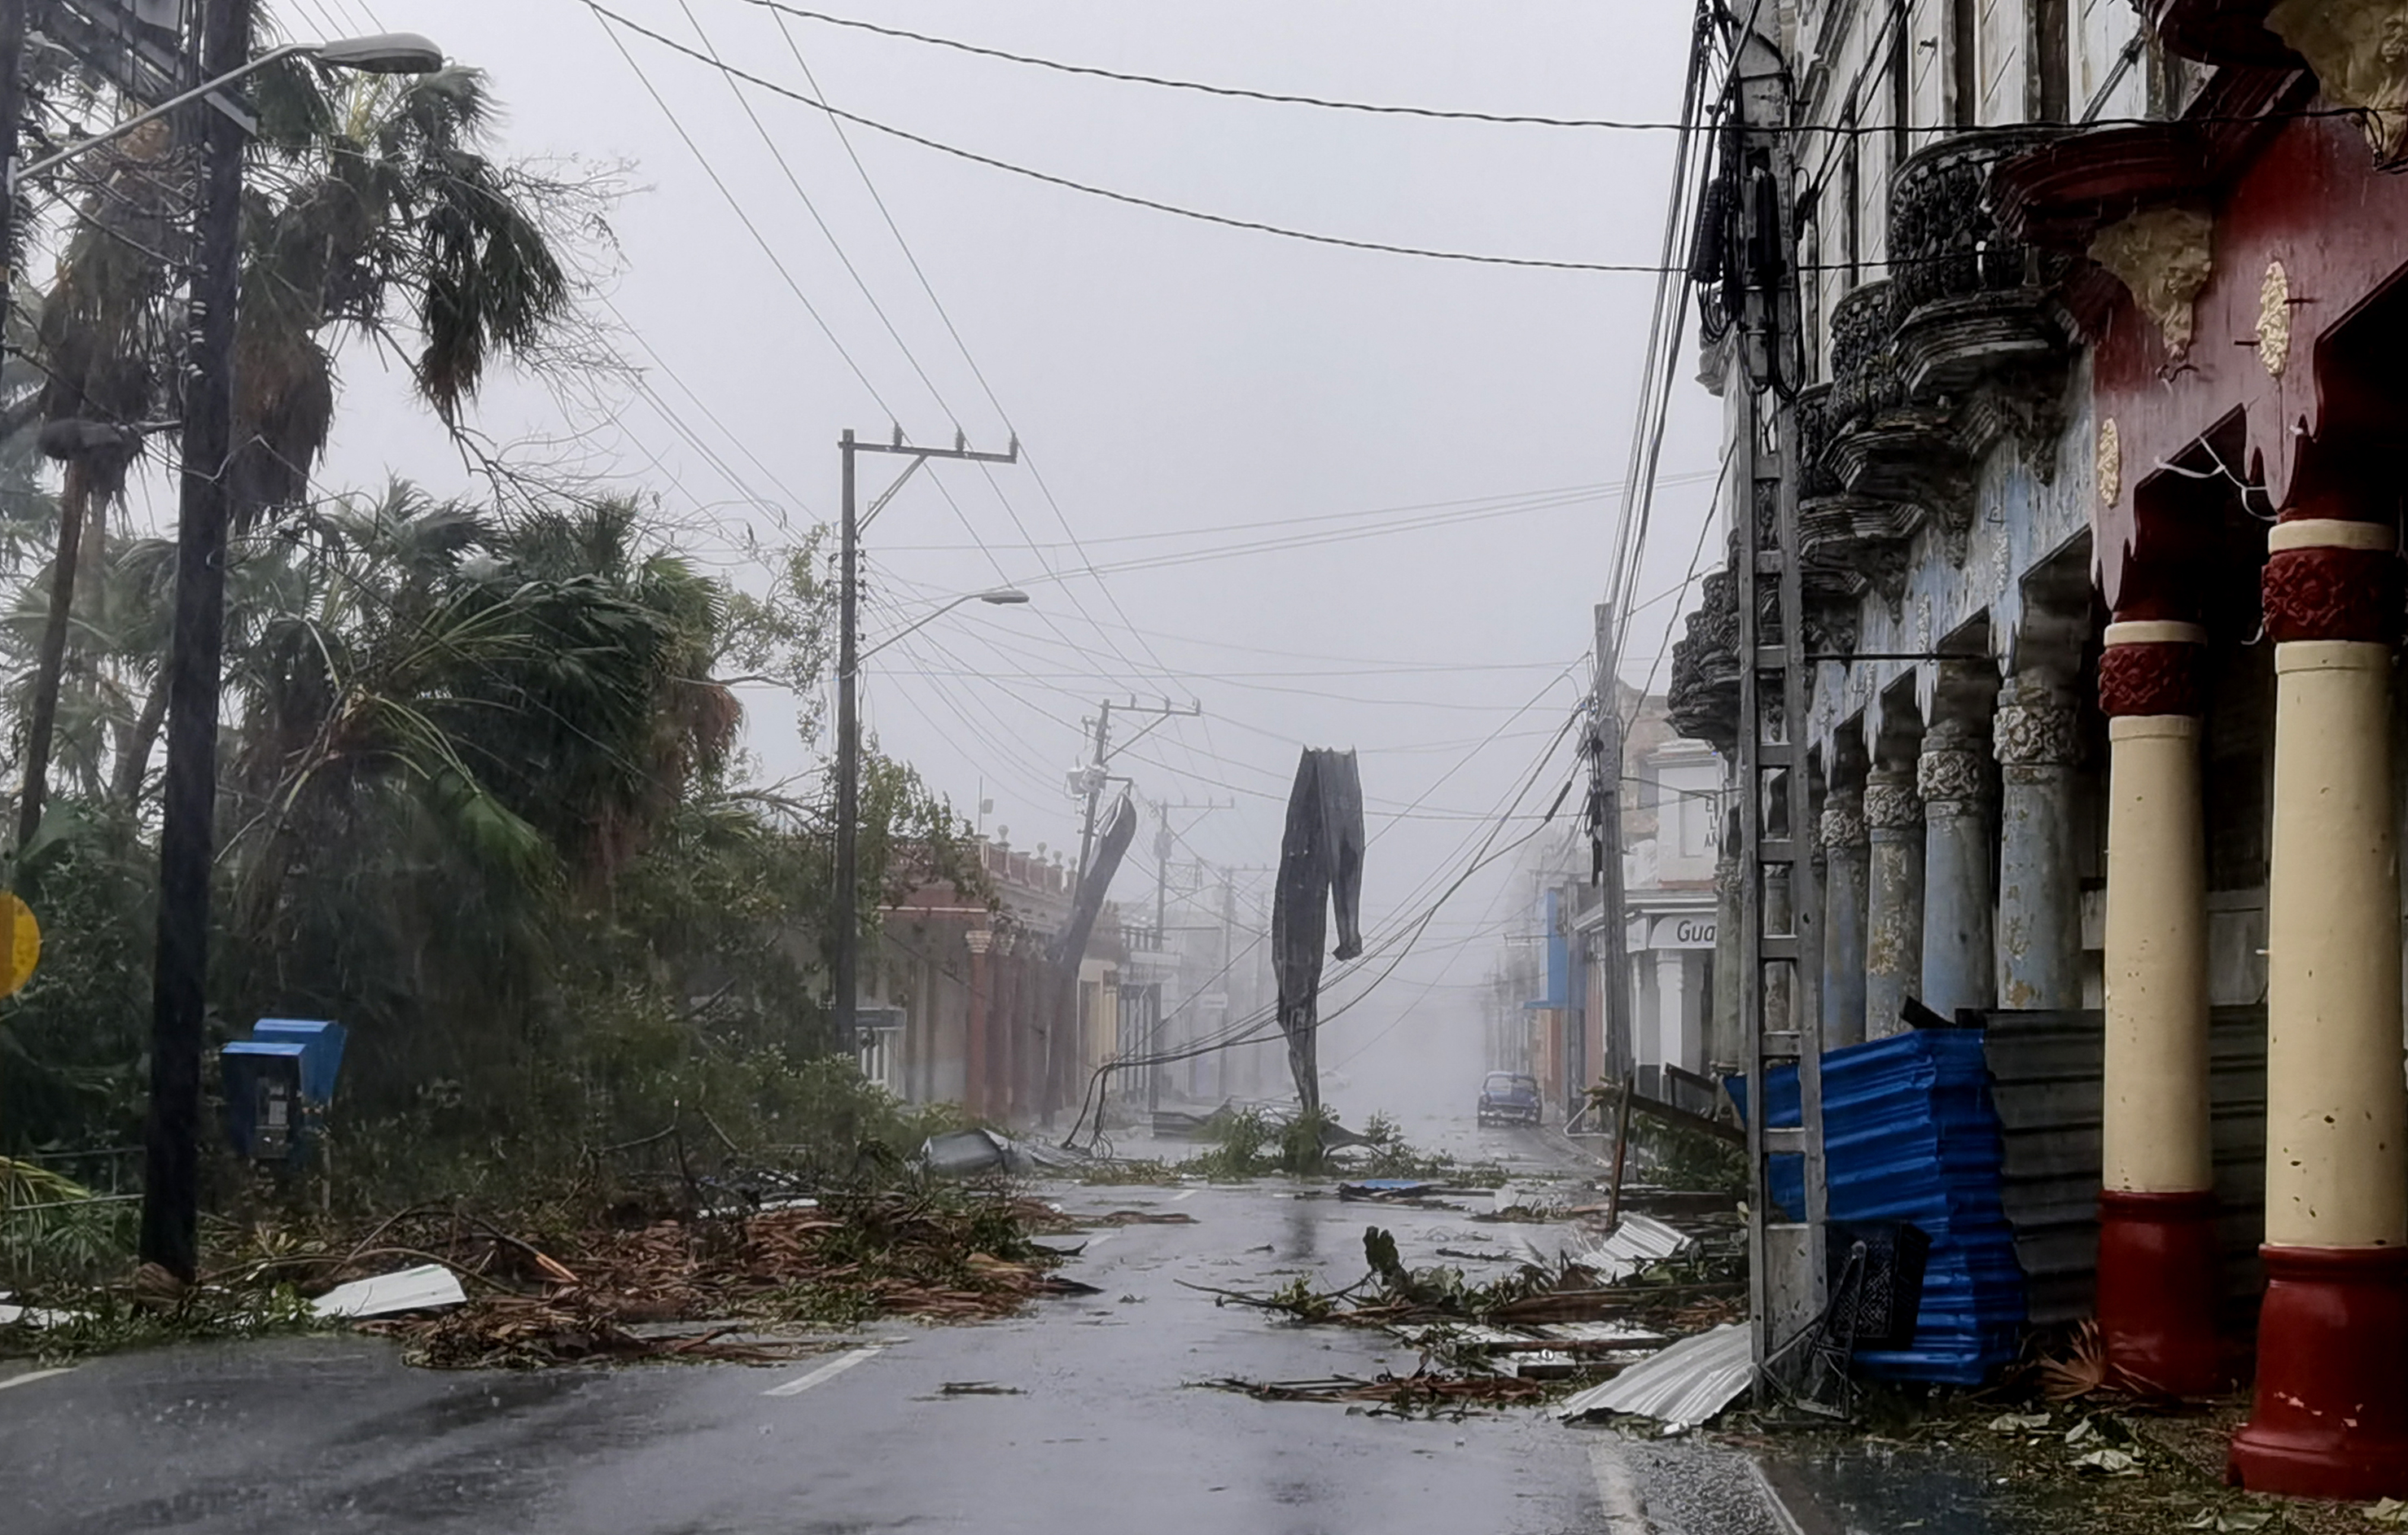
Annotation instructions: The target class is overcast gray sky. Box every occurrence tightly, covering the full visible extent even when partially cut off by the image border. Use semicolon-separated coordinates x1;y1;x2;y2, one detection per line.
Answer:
302;0;1723;1093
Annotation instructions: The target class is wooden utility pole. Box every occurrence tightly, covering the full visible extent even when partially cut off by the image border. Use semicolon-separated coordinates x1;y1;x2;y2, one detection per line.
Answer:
832;428;1018;1055
140;0;251;1282
1590;602;1632;1089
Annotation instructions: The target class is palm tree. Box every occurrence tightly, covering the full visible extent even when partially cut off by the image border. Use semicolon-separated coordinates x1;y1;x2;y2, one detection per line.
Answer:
14;44;578;846
216;485;738;1112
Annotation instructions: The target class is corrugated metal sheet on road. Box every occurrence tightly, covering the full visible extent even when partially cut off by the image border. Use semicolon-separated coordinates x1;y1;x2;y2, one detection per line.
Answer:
1565;1212;1693;1282
1981;1007;2266;1328
1556;1321;1752;1428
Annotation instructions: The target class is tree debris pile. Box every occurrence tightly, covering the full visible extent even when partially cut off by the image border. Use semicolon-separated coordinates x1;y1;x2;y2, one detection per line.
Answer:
1198;1371;1551;1419
355;1189;1084;1368
3;1185;1089;1370
1192;1220;1743;1409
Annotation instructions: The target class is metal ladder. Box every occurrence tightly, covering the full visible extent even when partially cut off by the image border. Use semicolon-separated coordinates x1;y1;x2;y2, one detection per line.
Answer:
1729;28;1830;1401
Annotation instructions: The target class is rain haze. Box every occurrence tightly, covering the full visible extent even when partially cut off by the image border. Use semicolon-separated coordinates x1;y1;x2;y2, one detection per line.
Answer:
317;0;1723;1121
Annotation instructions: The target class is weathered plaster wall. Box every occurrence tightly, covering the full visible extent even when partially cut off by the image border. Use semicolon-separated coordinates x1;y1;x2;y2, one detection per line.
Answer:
1806;353;2098;764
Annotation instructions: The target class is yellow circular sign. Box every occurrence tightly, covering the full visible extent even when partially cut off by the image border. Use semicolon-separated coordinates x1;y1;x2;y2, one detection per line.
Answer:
0;894;41;998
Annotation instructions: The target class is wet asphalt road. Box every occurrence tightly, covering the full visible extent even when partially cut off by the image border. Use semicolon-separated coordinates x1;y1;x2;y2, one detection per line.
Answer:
0;1117;1806;1535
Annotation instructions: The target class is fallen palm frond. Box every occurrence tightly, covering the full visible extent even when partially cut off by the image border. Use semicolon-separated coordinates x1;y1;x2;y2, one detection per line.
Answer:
2034;1319;2112;1401
0;1157;138;1287
1197;1371;1552;1416
4;1184;1089;1369
356;1188;1085;1367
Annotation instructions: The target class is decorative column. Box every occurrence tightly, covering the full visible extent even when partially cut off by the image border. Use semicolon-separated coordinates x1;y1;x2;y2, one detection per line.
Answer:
1655;949;1696;1072
1919;718;1996;1019
1993;673;2085;1010
964;928;992;1119
1820;787;1870;1047
1863;768;1924;1038
2231;511;2408;1499
1710;849;1743;1069
2096;618;2218;1397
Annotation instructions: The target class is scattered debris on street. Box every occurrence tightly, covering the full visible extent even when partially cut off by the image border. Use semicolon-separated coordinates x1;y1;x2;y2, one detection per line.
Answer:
1197;1371;1552;1418
309;1264;467;1321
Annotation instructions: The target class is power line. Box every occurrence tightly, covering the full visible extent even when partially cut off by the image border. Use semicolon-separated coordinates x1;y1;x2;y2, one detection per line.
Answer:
589;8;904;415
584;2;1687;274
725;2;2362;147
742;0;1710;130
764;8;1202;723
673;0;961;428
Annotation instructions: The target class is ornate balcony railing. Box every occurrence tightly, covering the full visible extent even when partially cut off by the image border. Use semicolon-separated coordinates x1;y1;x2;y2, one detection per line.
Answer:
1889;129;2064;318
1666;566;1740;752
1826;279;1902;434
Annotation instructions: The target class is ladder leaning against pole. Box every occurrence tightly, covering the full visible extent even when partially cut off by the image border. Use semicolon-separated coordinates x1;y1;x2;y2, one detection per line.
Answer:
1727;23;1831;1406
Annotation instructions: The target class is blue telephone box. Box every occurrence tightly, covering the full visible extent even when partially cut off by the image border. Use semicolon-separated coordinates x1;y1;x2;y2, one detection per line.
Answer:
221;1019;346;1162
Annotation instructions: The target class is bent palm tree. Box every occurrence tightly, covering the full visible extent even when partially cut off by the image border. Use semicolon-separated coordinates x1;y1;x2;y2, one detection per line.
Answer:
16;46;580;842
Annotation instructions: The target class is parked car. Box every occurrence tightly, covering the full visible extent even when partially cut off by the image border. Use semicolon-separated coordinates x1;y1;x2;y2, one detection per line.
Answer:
1477;1071;1542;1127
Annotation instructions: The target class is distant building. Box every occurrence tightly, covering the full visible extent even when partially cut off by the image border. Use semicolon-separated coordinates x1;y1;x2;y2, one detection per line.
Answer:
1495;688;1724;1120
866;833;1120;1125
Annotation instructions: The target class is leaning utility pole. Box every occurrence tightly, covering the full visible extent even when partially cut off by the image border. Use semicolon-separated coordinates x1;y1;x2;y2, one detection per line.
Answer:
833;428;1018;1056
140;0;250;1283
1727;17;1830;1396
1068;695;1200;893
1062;696;1197;1114
1588;601;1633;1087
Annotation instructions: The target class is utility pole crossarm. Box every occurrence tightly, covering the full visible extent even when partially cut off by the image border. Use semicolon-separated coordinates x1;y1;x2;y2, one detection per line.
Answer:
847;436;1021;466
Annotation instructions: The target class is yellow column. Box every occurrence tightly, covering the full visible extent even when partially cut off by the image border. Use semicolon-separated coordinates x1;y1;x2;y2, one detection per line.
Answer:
2265;634;2406;1249
2101;710;2210;1194
2231;514;2408;1500
2095;618;2218;1396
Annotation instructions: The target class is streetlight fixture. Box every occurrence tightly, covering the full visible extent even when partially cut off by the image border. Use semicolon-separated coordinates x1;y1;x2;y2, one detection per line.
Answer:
132;13;446;1285
11;27;447;857
848;587;1030;673
10;33;445;191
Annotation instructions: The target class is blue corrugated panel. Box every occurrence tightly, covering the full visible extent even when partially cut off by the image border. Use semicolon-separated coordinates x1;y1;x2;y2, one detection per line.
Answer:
1729;1028;2028;1384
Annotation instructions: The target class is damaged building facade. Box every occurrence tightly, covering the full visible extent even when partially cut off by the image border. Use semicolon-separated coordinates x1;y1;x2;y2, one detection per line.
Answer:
1666;0;2408;1498
866;834;1123;1125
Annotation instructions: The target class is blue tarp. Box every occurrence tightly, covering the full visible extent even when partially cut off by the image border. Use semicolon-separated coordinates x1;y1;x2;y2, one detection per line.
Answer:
1730;1028;2028;1384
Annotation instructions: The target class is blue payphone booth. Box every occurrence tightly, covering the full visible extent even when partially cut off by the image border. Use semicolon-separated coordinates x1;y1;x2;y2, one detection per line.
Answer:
221;1019;347;1163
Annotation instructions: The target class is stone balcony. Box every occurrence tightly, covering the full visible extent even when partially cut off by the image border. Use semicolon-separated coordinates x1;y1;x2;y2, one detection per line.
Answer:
1800;132;2074;583
1887;129;2072;408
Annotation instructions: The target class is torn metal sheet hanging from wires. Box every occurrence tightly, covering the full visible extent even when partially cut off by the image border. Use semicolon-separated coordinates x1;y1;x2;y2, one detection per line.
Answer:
1271;749;1364;1117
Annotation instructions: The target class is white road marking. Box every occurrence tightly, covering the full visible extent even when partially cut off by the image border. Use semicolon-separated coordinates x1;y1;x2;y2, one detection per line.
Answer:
1587;1441;1653;1534
762;1346;882;1397
1081;1230;1118;1251
1170;1189;1198;1203
0;1367;75;1394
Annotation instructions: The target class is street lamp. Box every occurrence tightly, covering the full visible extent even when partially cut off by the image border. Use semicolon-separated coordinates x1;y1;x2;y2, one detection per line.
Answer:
132;12;447;1285
847;587;1030;674
11;28;448;859
9;33;445;191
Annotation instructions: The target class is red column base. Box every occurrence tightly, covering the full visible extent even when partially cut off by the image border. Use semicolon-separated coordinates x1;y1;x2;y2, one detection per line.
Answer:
2098;1188;2225;1396
2229;1245;2408;1501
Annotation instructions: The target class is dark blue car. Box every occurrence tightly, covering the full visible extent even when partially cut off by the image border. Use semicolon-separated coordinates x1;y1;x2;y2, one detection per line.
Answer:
1477;1071;1541;1127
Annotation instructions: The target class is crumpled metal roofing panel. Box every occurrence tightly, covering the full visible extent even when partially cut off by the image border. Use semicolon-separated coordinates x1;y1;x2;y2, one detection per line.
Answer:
1556;1320;1752;1428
